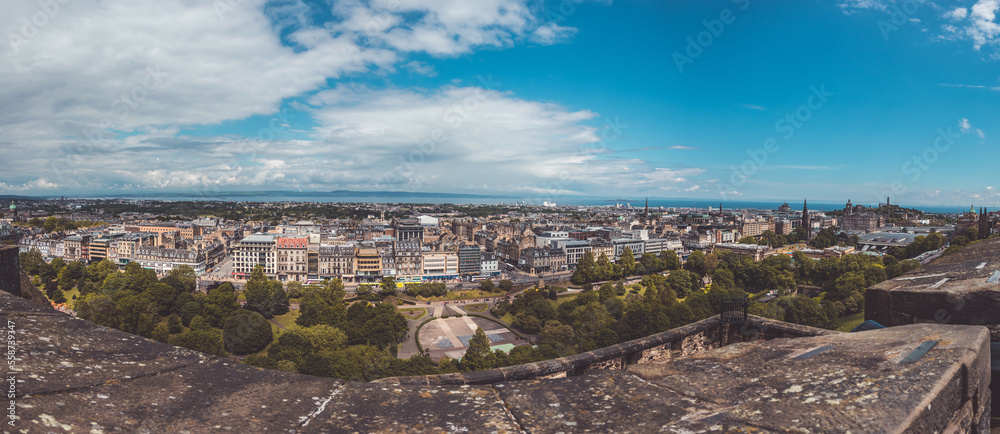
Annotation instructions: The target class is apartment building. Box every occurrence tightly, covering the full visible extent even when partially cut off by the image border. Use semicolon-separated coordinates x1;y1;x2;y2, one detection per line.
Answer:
233;234;277;278
422;251;458;279
134;246;207;274
276;237;308;282
457;245;482;276
355;247;383;279
318;245;356;280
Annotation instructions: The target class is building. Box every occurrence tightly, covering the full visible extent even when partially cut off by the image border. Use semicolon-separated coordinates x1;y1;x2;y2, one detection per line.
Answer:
233;234;277;279
395;220;425;242
520;247;567;274
275;237;308;282
590;239;614;261
643;238;681;256
393;241;423;282
458;245;482;276
318;245;356;280
957;206;979;234
63;235;91;262
555;239;592;268
114;233;159;267
739;219;772;238
480;252;499;276
355;247;383;280
422;251;458;279
612;238;645;261
711;243;772;261
134;245;207;274
416;215;439;227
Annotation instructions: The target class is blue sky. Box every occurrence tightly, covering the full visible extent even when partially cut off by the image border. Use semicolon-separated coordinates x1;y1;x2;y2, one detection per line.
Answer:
1;0;998;207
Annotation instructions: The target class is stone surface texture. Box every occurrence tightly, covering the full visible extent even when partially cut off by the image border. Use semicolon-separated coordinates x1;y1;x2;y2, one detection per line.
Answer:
2;289;991;433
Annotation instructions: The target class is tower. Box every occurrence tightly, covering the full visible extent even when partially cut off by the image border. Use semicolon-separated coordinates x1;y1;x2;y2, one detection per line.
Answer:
802;199;809;239
979;207;989;240
8;201;15;219
644;197;648;218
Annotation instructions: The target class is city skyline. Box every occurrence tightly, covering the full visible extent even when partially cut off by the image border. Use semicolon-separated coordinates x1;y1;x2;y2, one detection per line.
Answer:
2;0;999;205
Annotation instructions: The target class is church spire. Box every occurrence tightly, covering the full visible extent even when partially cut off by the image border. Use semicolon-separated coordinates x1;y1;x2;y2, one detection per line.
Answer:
802;199;809;239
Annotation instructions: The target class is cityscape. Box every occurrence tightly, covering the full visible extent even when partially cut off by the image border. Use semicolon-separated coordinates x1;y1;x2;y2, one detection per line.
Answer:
4;0;1000;431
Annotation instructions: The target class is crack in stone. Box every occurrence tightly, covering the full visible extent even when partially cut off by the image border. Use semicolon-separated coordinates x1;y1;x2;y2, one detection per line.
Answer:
22;356;217;399
299;384;344;428
490;385;527;433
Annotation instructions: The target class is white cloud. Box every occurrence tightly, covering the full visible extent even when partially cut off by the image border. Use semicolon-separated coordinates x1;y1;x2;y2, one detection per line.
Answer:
684;185;701;192
531;23;578;44
939;0;1000;50
402;61;437;76
837;0;888;15
969;0;1000;50
0;0;604;195
945;8;969;20
960;118;973;133
669;145;699;150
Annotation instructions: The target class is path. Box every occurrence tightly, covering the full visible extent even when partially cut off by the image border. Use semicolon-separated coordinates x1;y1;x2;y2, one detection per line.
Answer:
268;318;286;330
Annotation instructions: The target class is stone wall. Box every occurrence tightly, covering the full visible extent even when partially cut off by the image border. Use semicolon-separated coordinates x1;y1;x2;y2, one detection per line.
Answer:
0;247;991;432
0;244;21;297
378;315;835;386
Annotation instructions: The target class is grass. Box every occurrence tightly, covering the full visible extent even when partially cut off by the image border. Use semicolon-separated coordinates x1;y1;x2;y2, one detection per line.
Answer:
63;287;80;302
399;308;428;320
836;312;866;332
463;303;488;313
416;289;501;302
271;309;301;331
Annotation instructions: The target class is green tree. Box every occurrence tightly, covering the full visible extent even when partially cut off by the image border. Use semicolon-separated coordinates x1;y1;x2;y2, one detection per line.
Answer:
666;269;696;298
659;249;681;270
618;247;637;276
223;310;274;355
379;277;398;296
243;266;289;318
202;283;238;327
189;315;212;331
571;251;596;284
684;250;706;277
152;323;170;343
167;314;184;334
296;280;348;328
169;329;226;356
58;261;85;291
461;328;497;371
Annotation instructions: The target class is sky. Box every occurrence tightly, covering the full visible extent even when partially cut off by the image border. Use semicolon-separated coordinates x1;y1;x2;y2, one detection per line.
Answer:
1;0;998;207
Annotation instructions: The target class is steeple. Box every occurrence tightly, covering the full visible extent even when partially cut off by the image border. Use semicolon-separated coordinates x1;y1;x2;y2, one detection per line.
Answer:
802;199;809;238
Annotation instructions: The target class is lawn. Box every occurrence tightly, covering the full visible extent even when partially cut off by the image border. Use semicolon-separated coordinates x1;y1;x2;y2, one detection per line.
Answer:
836;312;866;332
63;287;81;303
417;289;501;302
271;309;301;331
463;303;488;313
399;308;428;320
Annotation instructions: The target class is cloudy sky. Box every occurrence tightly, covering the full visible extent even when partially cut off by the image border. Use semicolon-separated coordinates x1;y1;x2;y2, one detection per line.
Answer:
1;0;998;206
